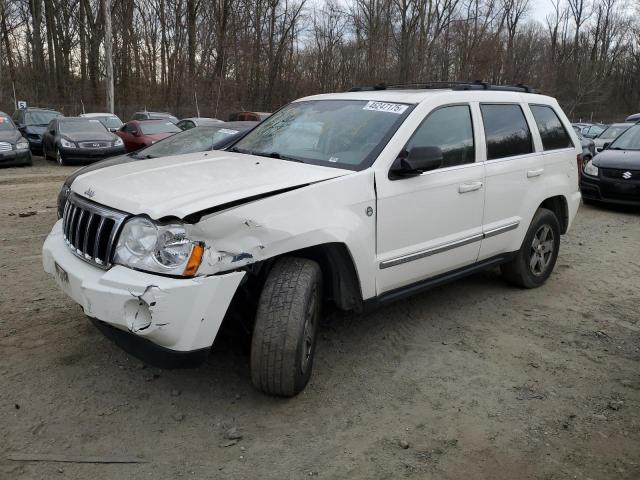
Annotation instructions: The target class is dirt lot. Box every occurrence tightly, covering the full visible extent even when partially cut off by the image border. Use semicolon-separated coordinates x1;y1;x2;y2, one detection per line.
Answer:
1;156;639;479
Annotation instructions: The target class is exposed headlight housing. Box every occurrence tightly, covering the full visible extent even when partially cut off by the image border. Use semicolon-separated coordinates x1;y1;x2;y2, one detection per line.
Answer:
114;216;204;276
15;141;29;150
114;137;124;147
584;159;598;177
60;138;76;148
57;183;71;219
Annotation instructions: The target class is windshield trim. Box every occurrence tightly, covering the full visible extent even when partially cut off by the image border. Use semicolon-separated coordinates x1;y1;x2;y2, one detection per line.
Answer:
226;99;416;172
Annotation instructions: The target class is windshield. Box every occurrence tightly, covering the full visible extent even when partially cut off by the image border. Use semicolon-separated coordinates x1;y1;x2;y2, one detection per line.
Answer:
0;115;16;131
140;122;181;135
599;125;631;139
25;110;61;126
135;126;244;158
609;125;640;150
94;116;122;129
60;119;107;134
231;100;413;169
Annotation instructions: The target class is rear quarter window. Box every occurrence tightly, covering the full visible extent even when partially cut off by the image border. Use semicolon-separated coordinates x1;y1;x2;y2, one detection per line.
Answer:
529;105;574;151
480;104;533;160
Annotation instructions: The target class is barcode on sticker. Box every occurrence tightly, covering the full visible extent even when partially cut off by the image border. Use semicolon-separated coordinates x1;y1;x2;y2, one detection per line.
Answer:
363;101;408;114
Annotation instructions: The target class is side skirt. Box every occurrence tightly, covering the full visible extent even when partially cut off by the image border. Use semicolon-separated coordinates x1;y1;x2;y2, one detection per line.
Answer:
363;253;516;311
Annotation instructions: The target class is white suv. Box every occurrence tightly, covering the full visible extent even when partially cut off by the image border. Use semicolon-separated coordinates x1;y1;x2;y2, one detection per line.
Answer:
43;83;581;396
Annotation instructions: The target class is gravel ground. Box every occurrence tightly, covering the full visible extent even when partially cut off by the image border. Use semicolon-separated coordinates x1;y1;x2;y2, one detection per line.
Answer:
1;156;639;479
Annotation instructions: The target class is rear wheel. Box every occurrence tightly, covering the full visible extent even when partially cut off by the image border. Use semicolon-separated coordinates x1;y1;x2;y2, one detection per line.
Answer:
250;257;322;397
501;208;560;288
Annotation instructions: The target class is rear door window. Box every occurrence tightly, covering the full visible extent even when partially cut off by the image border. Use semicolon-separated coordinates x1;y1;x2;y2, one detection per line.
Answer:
480;104;533;160
529;105;574;150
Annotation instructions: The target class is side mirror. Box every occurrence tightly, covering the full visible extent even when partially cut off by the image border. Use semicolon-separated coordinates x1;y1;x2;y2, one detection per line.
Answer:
603;142;610;150
389;146;443;179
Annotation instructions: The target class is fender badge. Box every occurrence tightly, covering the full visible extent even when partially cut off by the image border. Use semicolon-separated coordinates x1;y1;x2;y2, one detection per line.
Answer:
84;188;95;198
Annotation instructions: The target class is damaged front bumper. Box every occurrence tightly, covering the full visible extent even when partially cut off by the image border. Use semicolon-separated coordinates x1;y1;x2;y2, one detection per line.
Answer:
42;220;245;365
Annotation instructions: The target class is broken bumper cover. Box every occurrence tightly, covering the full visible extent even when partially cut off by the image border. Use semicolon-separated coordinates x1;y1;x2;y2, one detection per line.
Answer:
43;220;245;362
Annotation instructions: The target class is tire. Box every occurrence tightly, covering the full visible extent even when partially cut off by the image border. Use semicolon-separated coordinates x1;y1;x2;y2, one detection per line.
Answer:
22;155;33;167
56;148;67;166
250;257;322;397
501;208;561;288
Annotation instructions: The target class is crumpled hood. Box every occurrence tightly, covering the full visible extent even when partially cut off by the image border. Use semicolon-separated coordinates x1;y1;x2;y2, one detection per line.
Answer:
71;151;352;219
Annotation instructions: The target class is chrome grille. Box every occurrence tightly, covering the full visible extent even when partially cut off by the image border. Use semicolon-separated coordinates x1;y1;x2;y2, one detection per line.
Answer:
62;193;128;269
0;142;11;152
79;141;110;149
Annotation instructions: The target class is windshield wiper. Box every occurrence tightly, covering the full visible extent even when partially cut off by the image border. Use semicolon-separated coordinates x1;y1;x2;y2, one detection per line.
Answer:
256;151;305;163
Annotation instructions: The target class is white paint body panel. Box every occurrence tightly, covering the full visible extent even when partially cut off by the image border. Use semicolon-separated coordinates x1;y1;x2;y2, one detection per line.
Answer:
43;88;581;354
43;220;245;351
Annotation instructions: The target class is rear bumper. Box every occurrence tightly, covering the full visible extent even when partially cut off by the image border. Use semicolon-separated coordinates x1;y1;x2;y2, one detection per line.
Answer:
59;145;126;163
0;149;32;166
43;220;246;358
580;175;640;206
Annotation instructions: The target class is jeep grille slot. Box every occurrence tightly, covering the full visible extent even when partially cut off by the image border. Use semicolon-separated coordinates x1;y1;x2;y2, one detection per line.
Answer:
62;193;128;269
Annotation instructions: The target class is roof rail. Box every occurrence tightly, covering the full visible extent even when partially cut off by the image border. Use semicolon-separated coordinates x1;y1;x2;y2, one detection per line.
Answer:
348;80;540;94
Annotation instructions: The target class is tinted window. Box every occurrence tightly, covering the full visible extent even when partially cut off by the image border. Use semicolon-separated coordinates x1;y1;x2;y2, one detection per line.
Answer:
139;122;181;135
530;105;573;151
481;104;533;160
406;105;475;168
25;110;62;126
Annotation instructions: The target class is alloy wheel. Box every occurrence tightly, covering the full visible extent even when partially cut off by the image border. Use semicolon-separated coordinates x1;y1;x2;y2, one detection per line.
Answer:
529;224;554;276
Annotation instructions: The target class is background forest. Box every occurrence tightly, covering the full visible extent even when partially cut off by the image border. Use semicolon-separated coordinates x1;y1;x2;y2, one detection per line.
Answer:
0;0;638;121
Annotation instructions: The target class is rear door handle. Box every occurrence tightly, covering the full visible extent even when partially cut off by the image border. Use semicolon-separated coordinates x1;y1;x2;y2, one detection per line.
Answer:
527;168;544;178
458;181;483;193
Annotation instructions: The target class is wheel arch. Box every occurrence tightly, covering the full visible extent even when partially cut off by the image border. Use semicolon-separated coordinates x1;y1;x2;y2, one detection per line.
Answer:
539;195;569;234
276;242;364;313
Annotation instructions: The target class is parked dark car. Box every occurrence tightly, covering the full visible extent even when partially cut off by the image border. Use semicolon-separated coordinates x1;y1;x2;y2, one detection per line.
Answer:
42;117;126;165
580;123;640;206
130;111;178;123
56;121;258;217
176;117;223;130
115;120;182;152
12;107;63;153
0;111;32;167
572;127;596;169
228;111;271;121
625;113;640;122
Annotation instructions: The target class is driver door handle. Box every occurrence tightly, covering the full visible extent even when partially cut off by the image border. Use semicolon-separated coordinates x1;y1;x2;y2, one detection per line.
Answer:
458;181;483;193
527;168;544;178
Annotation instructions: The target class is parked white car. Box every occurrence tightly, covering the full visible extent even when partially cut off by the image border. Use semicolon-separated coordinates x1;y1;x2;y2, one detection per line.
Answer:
43;83;581;396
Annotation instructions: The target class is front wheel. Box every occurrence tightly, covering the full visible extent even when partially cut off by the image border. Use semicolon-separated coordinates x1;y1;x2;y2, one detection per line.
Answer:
250;257;322;397
56;148;67;166
501;208;561;288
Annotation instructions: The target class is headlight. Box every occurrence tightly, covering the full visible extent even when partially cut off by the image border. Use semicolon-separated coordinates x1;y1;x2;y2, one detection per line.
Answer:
584;159;599;177
113;216;204;276
57;183;71;219
60;138;76;148
114;137;123;147
15;142;29;150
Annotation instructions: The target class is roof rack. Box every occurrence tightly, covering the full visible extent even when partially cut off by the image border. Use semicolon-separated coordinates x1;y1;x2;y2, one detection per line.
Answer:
348;80;539;94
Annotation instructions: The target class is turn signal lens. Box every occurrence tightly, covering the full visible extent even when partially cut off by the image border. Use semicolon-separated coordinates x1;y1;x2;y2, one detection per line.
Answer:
182;243;204;276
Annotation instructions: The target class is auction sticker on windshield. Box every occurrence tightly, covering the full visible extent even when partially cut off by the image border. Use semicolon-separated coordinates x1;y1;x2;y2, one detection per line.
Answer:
363;101;408;114
218;129;239;135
